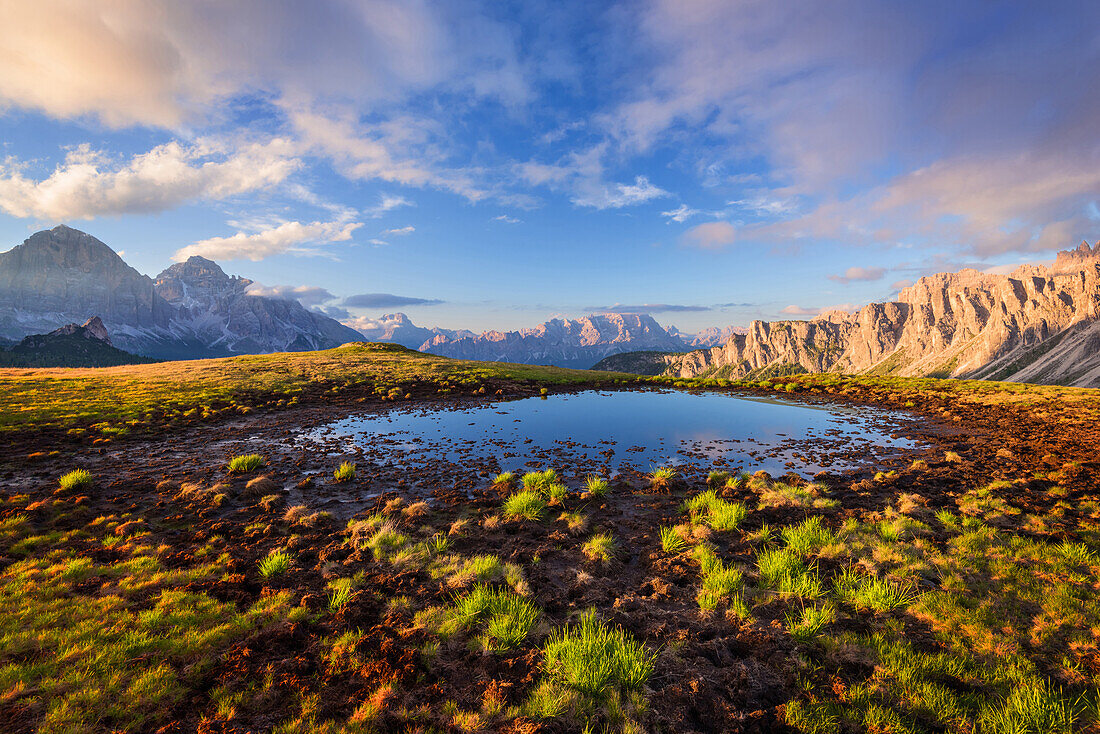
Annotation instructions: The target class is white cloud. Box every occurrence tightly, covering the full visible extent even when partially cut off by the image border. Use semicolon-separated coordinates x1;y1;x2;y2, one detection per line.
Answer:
175;219;362;262
381;225;415;236
367;194;414;218
681;221;736;250
0;0;530;128
728;195;797;218
0;138;298;220
245;284;337;307
828;266;886;283
661;203;701;223
781;305;820;316
492;214;521;223
571;175;669;209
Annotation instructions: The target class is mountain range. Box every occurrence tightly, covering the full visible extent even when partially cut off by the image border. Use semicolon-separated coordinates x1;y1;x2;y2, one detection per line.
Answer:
0;225;363;359
647;241;1100;388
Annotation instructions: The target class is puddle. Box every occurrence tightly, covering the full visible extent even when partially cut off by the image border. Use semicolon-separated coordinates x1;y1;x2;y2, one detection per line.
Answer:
300;389;921;481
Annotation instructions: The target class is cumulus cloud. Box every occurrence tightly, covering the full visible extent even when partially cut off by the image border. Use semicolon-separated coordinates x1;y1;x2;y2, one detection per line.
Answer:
343;293;444;308
586;303;711;313
681;221;736;250
828;266;886;284
245;284;337;307
175;219;362;262
0;138;298;220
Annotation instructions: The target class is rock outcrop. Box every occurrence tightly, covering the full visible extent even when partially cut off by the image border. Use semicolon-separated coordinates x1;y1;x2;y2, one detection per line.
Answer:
423;313;687;369
663;242;1100;387
0;316;156;367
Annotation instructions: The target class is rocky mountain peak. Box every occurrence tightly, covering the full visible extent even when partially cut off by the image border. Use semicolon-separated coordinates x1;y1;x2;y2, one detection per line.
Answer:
1053;241;1100;273
45;316;112;345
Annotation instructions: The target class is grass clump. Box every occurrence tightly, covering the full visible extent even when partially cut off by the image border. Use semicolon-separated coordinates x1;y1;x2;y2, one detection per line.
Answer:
756;481;839;510
694;546;744;611
781;515;836;555
833;568;916;612
559;511;589;535
659;525;690;554
492;471;515;488
523;469;560;493
503;491;547;522
757;547;822;598
684;490;748;531
58;469;92;491
332;461;356;483
449;583;541;652
650;466;677;490
583;475;610;498
785;602;836;642
542;610;657;696
228;454;265;473
258;549;292;578
979;679;1087;734
582;532;618;564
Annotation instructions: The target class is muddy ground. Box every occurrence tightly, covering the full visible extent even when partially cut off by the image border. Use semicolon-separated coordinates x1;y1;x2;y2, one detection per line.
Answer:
2;382;1098;733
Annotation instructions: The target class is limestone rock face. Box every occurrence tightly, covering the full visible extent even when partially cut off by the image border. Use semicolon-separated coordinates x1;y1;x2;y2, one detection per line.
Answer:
0;226;363;359
664;244;1100;387
0;225;174;344
153;256;364;357
424;313;688;369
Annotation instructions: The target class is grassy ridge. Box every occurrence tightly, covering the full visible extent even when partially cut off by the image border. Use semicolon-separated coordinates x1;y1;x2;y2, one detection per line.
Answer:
0;342;635;435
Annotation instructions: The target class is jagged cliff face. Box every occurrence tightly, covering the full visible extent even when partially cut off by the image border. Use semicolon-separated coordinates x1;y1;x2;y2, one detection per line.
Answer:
424;313;687;369
153;257;363;357
0;226;363;359
665;243;1100;387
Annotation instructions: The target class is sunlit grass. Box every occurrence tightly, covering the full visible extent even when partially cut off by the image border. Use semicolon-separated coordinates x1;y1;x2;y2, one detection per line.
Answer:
58;468;92;491
258;549;292;578
228;454;265;473
332;461;356;483
582;532;618;564
542;610;656;696
503;491;547;521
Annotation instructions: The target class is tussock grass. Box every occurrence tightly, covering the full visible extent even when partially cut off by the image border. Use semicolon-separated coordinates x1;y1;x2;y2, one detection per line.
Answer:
492;471;515;487
756;481;839;510
785;602;836;641
781;515;836;555
523;469;560;492
833;568;915;612
258;549;292;577
683;489;748;531
559;511;589;535
228;454;265;473
649;466;677;490
503;491;547;521
582;532;618;564
757;547;822;598
583;475;610;498
659;525;690;554
542;610;656;696
693;545;744;611
449;583;541;652
58;468;92;491
332;461;356;483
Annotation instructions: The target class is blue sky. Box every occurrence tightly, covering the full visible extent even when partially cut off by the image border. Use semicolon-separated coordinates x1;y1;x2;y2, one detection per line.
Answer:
0;0;1097;333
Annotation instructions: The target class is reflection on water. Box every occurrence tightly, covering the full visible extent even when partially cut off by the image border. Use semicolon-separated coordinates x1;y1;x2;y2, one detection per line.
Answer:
304;389;920;478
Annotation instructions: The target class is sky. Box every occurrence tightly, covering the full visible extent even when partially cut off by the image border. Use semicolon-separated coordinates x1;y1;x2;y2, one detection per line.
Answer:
0;0;1097;334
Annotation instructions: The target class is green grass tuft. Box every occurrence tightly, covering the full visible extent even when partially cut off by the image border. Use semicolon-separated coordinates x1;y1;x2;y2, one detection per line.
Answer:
833;568;916;612
332;461;356;483
58;469;92;491
503;491;547;521
659;525;689;554
583;475;610;498
258;549;292;578
542;610;656;696
582;532;618;564
228;454;265;473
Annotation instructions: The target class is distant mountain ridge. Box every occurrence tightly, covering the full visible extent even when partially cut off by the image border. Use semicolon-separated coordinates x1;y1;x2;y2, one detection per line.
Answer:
351;313;474;350
420;313;688;369
0;225;363;358
657;241;1100;388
